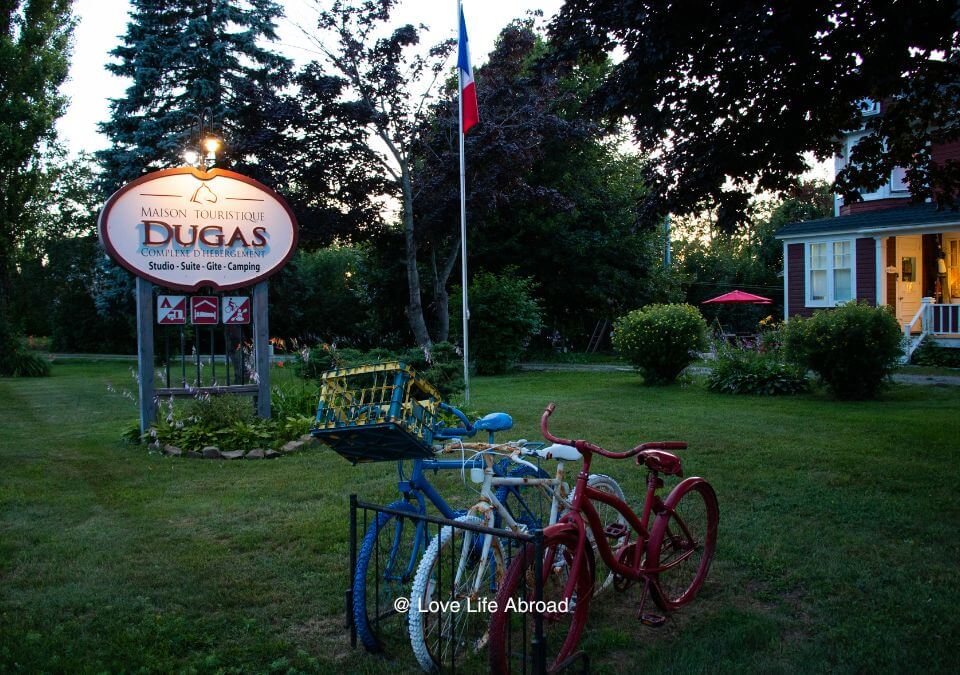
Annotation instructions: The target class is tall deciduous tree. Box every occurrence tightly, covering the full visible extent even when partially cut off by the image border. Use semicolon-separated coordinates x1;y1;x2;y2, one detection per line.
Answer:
0;0;73;373
414;20;677;345
551;0;960;228
300;0;455;349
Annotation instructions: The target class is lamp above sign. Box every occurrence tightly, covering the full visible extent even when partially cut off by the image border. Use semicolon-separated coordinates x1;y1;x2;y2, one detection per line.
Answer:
98;168;298;291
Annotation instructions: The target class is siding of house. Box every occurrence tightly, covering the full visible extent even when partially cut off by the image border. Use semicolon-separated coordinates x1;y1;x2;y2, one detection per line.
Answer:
787;243;812;317
855;238;877;305
840;198;912;216
932;140;960;164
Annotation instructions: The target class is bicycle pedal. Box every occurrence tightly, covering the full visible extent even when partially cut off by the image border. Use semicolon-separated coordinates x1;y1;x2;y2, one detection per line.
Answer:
639;612;667;627
603;523;629;539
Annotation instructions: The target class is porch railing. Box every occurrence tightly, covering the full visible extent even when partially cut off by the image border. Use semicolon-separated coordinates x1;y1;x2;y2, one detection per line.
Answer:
902;299;960;360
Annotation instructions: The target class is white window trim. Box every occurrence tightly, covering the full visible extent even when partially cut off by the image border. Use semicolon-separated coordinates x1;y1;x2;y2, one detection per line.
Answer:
805;238;857;307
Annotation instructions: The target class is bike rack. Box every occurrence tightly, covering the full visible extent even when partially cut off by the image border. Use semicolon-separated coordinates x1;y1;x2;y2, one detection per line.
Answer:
348;494;553;674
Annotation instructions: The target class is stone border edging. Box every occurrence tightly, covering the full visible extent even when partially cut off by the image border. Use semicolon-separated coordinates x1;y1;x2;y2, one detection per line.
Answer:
149;434;317;459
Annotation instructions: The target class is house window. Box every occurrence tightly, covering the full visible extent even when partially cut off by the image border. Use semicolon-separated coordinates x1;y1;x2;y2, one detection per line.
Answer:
834;241;853;302
809;243;828;301
807;239;856;306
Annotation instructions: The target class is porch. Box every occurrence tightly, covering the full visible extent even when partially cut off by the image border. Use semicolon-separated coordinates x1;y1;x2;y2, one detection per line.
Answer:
871;230;960;357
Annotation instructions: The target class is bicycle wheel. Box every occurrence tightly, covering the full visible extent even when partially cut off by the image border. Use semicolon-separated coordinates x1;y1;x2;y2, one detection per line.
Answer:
569;473;628;594
408;515;505;672
488;531;594;673
494;463;550;533
646;478;719;610
353;499;422;652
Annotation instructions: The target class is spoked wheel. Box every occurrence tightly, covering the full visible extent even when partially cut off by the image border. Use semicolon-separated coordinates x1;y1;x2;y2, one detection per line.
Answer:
495;463;551;534
353;499;422;652
569;473;627;594
488;532;594;673
408;515;505;672
646;478;719;610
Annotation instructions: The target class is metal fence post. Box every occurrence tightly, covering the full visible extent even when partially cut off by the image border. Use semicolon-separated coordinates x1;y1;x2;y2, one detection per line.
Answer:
533;530;546;675
349;493;357;647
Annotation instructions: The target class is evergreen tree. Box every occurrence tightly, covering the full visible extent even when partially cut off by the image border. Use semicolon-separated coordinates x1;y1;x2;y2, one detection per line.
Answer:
97;0;292;192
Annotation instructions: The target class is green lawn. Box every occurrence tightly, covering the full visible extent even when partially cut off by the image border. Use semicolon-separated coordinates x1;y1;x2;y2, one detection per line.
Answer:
2;362;959;673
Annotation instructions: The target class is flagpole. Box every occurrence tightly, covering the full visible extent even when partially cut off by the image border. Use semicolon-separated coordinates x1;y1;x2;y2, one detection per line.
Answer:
457;0;470;404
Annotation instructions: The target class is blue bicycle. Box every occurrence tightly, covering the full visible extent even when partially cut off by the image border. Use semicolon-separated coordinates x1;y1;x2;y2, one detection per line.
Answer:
311;361;548;653
351;404;549;653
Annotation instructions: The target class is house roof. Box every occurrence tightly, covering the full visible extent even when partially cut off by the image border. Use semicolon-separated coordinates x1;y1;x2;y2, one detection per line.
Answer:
775;202;960;239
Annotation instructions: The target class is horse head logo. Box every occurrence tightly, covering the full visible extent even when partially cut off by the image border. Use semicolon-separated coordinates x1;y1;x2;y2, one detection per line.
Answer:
190;183;218;204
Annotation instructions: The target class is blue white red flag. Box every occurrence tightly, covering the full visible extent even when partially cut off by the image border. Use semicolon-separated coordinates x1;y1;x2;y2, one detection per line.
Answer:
458;6;478;133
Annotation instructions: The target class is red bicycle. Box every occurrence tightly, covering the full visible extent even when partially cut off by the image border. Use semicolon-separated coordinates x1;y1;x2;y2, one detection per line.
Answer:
488;404;719;672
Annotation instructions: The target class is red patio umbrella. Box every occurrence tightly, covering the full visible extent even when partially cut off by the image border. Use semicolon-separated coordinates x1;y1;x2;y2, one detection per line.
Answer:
701;289;773;305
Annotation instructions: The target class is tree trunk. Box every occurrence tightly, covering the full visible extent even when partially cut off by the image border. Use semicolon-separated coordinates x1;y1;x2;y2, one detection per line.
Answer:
430;234;463;344
429;249;447;342
400;162;433;349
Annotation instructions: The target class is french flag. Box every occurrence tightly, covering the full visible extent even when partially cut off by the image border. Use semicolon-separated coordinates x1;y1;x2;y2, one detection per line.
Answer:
458;6;478;133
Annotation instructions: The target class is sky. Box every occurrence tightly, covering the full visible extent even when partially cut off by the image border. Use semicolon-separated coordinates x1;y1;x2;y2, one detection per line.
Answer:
56;0;565;155
57;0;831;184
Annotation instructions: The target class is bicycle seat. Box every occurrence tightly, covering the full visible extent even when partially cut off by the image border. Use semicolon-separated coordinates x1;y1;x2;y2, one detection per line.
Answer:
473;412;513;432
637;449;683;476
531;443;582;461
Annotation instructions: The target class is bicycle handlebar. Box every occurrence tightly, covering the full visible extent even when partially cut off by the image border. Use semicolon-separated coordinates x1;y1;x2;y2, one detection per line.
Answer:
541;403;687;459
434;402;476;439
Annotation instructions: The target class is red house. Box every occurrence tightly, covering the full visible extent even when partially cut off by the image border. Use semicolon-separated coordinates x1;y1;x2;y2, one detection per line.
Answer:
775;100;960;356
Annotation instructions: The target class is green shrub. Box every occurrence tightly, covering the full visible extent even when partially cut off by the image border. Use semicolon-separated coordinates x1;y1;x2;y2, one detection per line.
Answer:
271;382;320;418
295;344;337;379
7;349;52;377
910;336;960;368
182;394;254;428
612;304;708;385
0;326;52;377
451;270;544;375
707;348;808;395
150;391;314;452
782;302;903;399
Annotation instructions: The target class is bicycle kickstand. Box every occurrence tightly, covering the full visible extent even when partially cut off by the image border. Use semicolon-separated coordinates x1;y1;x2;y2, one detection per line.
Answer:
636;579;667;627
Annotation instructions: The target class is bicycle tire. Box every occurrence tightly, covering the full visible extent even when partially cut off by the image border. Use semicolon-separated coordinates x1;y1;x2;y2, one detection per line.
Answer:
569;473;627;595
488;529;594;673
646;477;719;610
408;515;505;672
353;498;421;652
494;463;550;533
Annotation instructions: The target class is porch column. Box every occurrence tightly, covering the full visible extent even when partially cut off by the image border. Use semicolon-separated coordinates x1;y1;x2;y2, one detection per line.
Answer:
875;237;885;307
782;241;789;321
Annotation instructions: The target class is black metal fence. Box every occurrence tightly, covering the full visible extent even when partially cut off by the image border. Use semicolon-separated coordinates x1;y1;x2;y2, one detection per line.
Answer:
347;495;549;673
157;323;251;389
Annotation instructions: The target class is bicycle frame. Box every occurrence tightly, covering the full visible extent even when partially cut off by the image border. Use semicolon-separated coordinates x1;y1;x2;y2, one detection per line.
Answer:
550;458;701;606
379;456;486;584
456;450;568;597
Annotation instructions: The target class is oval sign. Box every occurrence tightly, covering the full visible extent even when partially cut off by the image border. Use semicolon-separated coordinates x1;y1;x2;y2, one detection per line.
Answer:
98;167;298;291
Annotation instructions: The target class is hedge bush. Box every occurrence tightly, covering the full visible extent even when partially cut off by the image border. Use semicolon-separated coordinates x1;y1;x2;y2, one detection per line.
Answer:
707;348;808;395
452;271;543;375
612;304;707;385
782;302;903;399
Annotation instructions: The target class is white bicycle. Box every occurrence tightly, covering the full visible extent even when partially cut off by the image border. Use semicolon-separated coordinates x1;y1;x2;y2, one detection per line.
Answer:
407;440;626;672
